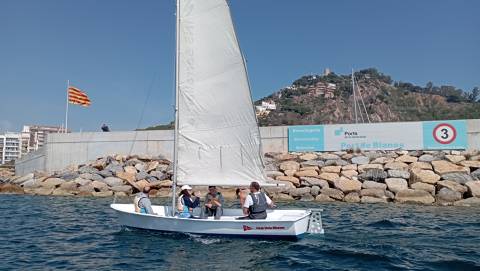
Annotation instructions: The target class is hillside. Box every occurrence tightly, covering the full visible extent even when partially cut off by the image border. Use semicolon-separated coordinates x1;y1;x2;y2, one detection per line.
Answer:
142;68;479;130
255;68;480;126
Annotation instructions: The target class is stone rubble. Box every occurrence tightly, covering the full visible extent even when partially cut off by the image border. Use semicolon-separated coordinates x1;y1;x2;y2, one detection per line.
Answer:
1;149;480;206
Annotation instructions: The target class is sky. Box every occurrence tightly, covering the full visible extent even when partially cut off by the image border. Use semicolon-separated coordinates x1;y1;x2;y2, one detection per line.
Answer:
1;0;479;133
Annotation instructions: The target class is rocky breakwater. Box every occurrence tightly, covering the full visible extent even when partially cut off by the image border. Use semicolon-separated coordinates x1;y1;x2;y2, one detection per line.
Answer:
264;150;480;206
0;155;175;198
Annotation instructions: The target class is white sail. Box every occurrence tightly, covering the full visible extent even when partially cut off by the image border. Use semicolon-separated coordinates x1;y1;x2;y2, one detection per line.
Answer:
176;0;267;186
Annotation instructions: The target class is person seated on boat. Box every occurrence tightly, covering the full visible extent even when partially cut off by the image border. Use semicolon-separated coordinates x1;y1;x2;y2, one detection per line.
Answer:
134;186;156;215
235;187;249;208
204;186;224;219
237;181;275;220
177;185;201;218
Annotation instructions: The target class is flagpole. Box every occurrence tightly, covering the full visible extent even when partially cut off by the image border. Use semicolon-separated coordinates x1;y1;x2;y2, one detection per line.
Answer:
65;80;69;133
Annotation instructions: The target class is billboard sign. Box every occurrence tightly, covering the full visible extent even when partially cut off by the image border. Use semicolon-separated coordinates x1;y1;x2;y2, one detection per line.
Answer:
288;120;467;151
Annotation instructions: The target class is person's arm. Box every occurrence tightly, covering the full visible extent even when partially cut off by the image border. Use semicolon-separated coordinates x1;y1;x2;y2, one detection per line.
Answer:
265;194;275;208
218;194;224;206
141;198;156;215
243;195;252;216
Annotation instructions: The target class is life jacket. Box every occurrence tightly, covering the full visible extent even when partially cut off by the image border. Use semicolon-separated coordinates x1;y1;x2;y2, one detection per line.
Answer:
248;192;267;219
134;194;148;214
178;195;192;218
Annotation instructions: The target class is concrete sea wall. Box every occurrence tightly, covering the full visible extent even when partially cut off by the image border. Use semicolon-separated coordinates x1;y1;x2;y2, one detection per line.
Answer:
15;119;480;175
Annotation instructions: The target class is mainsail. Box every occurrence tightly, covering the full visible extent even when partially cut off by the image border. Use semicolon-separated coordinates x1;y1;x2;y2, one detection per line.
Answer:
176;0;267;186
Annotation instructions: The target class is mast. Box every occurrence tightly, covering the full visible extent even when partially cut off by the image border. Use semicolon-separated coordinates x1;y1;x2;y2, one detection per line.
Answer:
65;80;70;133
171;0;180;216
352;69;358;123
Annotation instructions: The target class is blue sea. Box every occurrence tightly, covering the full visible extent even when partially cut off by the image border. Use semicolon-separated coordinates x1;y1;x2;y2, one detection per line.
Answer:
0;195;479;271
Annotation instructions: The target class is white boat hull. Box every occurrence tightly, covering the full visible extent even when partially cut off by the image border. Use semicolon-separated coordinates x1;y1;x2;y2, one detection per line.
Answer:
110;204;323;238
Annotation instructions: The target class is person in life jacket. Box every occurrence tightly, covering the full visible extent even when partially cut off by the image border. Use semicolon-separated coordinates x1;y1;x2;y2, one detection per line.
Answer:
134;186;156;215
177;185;201;218
238;181;275;220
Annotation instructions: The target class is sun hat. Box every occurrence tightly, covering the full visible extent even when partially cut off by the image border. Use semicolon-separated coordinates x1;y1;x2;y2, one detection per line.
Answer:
181;185;192;190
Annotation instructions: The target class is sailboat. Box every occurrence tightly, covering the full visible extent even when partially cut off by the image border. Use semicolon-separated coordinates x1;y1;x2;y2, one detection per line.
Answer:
111;0;324;238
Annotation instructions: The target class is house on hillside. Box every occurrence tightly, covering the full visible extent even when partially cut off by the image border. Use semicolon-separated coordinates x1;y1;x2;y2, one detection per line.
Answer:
307;82;336;98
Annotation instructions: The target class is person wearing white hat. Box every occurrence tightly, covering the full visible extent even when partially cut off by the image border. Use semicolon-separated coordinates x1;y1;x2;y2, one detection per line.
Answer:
177;185;201;218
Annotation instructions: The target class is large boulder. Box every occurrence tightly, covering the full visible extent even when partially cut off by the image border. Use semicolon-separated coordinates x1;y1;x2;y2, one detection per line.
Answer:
315;194;335;202
384;162;409;170
97;170;113;178
358;168;388;182
360;188;388;199
341;170;358;179
299;153;318;161
436;188;462;205
431;160;468;175
266;170;284;178
351;156;370;165
102;177;124;187
321;166;341;173
276;176;300;187
289;187;311;197
280;161;300;171
410;170;440;184
344;192;360;203
41;178;65;188
437;180;467;194
342;164;358;171
334;177;362;193
91;180;109;192
78;166;99;174
395;155;418;163
0;183;24;194
110;185;133;194
409;162;432;171
318;172;340;184
441;173;474;185
275;153;297;161
52;188;74;196
395;189;435;204
79;173;103;182
32;187;54;196
410;182;435;195
146;161;160;172
371;157;395;164
11;173;34;185
460;160;480;169
362;181;387;190
92;191;114;197
445;155;466;164
471;169;480;180
301;160;325;167
357;164;383;173
300;194;315;201
418;154;435;162
388;170;410;179
454;197;480;207
320;188;344;200
300;177;329;188
385;178;408;193
124;166;137;174
294;170;318;177
318;153;340;160
59;181;79;192
465;181;480;197
310;186;321;196
361;196;387;203
135;171;149;181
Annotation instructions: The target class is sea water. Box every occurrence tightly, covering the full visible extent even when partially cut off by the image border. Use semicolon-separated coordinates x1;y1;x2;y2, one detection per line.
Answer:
0;195;479;271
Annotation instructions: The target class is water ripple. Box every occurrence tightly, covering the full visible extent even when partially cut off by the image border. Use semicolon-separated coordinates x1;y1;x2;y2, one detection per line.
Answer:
0;195;479;271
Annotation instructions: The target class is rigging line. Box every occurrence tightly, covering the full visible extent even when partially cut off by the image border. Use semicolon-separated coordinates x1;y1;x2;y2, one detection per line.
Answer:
128;73;159;156
354;75;371;123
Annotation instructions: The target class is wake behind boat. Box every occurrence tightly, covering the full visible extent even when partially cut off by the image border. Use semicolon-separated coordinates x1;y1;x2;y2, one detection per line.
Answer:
111;0;325;238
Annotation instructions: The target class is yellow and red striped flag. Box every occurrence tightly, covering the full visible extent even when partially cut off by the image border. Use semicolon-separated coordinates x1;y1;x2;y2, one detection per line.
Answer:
68;86;91;107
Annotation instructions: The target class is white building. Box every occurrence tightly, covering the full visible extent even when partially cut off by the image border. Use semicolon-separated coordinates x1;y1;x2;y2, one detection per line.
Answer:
0;133;23;165
22;125;66;152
